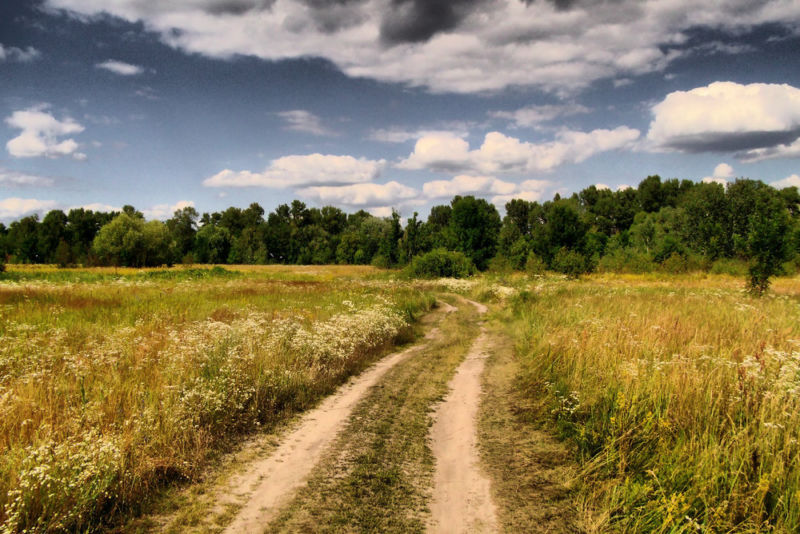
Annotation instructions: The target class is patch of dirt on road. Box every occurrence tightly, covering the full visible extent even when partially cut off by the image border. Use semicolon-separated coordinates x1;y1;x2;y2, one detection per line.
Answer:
428;301;497;533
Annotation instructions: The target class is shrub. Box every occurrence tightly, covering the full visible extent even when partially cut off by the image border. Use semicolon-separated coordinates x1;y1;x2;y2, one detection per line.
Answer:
404;248;475;279
486;254;514;274
524;252;546;276
596;248;655;274
551;248;588;279
709;258;745;276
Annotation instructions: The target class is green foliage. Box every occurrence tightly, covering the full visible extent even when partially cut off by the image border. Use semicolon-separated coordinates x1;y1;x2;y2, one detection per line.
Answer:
404;248;475;279
747;194;791;295
92;213;175;267
551;247;588;278
524;252;546;276
449;195;501;270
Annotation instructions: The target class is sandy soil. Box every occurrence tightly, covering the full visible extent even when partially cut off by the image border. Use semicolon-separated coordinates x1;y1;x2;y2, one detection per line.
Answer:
428;299;497;533
220;302;455;533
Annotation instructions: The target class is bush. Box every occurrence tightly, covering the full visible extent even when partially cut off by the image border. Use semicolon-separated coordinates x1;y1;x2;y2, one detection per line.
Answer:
596;248;655;274
551;248;589;279
524;252;546;276
710;258;749;276
486;254;514;274
404;248;475;279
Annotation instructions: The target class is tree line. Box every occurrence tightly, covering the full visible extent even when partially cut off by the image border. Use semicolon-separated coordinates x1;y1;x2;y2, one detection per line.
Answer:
1;175;798;291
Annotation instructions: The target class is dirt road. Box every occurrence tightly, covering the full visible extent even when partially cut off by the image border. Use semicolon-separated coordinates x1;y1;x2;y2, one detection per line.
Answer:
221;303;455;533
427;299;497;533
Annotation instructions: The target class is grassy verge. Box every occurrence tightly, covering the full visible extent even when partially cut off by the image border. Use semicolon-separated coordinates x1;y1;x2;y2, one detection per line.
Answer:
265;297;478;533
503;273;800;532
478;319;582;533
0;267;434;533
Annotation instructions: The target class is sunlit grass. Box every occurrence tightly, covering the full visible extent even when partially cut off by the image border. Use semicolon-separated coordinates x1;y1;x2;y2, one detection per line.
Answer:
503;273;800;531
0;265;433;532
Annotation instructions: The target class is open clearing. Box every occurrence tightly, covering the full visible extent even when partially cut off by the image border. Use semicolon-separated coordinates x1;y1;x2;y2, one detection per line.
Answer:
5;266;800;532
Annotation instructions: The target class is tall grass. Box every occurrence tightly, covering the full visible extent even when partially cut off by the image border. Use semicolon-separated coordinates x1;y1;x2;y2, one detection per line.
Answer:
504;273;800;531
0;265;433;532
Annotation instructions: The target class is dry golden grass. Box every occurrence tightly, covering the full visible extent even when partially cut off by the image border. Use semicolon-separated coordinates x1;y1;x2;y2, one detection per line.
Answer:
503;273;800;532
0;266;433;533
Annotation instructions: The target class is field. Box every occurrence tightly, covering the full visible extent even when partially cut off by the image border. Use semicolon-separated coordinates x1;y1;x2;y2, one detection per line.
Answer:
500;273;800;531
3;265;800;533
0;265;433;532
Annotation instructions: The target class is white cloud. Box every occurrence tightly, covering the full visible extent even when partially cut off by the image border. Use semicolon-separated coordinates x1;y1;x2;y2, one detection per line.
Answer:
421;175;553;208
491;190;546;206
77;203;120;212
142;200;195;220
5;107;86;160
44;0;800;94
203;154;385;188
422;175;518;199
298;181;418;208
489;103;590;128
771;174;800;189
0;43;40;62
647;82;800;155
367;206;394;218
277;110;335;136
0;168;56;187
95;60;145;76
0;198;58;220
399;127;640;174
702;162;735;185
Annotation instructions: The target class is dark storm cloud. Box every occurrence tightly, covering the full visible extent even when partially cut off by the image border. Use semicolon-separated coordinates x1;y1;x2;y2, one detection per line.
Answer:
380;0;490;45
294;0;369;34
664;130;800;154
202;0;275;15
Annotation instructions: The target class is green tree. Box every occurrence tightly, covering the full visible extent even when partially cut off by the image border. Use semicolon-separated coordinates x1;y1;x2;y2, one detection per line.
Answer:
167;206;199;261
449;195;501;270
93;214;174;267
38;210;68;263
747;194;791;295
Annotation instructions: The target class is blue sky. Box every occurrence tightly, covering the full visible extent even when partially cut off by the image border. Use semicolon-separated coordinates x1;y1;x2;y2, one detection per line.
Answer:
1;0;800;222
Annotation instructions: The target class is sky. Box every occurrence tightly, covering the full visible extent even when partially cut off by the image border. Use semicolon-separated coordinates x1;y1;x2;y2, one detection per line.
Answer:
1;0;800;223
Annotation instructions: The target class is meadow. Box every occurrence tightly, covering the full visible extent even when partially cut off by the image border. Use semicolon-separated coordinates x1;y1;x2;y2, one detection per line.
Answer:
501;273;800;532
0;265;433;533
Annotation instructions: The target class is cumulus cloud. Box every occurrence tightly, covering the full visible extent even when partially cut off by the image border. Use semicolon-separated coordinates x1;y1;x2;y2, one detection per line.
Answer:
647;82;800;154
0;43;40;62
142;200;195;220
298;181;419;207
421;175;553;207
422;174;517;198
44;0;800;93
771;174;800;189
0;168;56;187
399;127;640;174
95;59;145;75
203;154;385;188
0;198;58;220
5;107;86;160
738;138;800;162
489;103;590;128
277;110;335;136
77;202;120;212
702;162;735;185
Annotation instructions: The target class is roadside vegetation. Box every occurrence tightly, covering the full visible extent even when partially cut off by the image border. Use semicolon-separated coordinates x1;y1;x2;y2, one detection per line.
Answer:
0;265;433;532
501;273;800;531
